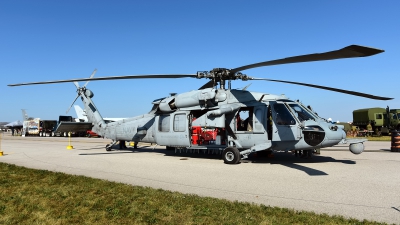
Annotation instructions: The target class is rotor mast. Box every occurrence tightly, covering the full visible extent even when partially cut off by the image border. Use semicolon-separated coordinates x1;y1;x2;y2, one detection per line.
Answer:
196;68;250;90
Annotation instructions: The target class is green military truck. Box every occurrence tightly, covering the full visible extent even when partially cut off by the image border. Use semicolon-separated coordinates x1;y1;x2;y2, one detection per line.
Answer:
387;108;400;131
352;107;400;135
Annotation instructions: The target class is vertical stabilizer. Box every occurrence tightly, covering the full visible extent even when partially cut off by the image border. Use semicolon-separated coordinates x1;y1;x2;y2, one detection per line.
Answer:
21;109;29;121
74;105;88;122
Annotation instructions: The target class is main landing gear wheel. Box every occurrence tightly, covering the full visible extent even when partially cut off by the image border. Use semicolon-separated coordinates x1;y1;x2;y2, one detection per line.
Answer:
222;147;241;164
106;144;112;151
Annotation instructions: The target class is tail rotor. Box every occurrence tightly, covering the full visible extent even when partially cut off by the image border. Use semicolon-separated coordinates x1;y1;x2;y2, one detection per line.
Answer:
66;69;97;114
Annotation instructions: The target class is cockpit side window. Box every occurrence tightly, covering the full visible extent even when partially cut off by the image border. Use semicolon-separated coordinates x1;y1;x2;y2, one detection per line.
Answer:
273;104;296;125
288;104;315;122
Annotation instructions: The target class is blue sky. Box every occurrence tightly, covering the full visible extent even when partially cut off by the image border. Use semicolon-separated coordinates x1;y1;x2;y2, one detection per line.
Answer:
1;1;399;123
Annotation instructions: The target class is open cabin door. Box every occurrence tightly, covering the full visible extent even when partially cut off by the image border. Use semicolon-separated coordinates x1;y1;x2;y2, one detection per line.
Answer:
154;112;191;147
253;106;265;134
233;105;269;148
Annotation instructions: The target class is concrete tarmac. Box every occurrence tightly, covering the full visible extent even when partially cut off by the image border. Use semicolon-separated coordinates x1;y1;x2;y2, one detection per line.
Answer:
0;133;399;224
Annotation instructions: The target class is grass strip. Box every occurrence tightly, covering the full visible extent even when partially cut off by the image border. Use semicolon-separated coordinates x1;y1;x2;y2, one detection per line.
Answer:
0;162;388;225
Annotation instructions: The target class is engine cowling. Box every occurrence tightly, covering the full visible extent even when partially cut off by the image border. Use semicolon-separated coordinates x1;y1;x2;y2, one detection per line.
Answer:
157;88;226;112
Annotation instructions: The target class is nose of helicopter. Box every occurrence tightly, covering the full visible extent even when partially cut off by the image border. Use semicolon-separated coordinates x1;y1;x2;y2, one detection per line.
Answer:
320;124;346;147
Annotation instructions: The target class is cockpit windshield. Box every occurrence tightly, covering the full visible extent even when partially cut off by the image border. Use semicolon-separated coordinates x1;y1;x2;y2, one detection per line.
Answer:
288;103;315;122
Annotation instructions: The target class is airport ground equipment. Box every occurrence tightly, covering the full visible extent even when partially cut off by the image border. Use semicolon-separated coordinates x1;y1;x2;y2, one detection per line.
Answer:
52;115;91;137
22;118;57;137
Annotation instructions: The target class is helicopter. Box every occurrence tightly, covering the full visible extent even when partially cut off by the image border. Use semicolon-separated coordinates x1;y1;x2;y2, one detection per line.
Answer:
8;45;393;164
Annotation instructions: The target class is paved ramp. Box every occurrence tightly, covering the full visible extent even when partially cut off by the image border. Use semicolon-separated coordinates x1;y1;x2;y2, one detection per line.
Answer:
0;134;399;224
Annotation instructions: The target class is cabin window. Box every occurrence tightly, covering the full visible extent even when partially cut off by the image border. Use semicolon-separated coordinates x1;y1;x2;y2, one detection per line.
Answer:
376;114;383;120
173;114;186;132
237;107;253;131
159;115;170;132
273;104;296;125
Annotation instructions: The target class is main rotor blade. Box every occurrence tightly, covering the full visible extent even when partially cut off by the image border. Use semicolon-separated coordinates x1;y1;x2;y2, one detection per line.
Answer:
8;74;197;86
231;45;384;74
251;78;393;100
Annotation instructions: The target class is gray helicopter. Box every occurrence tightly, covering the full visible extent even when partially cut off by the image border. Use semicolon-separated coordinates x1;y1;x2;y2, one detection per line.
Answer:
8;45;393;164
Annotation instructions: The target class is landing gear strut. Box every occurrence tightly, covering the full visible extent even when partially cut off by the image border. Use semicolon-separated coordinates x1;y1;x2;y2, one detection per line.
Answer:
106;140;117;151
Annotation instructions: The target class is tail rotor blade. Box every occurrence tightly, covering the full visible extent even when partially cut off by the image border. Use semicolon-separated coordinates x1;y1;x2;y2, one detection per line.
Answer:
83;69;97;87
73;81;80;88
66;94;80;114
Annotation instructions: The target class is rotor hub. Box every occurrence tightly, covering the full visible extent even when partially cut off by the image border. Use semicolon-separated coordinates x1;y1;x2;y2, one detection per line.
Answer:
196;68;249;82
77;87;86;94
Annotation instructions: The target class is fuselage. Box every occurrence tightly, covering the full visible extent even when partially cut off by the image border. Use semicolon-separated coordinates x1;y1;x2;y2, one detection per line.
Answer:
85;88;346;153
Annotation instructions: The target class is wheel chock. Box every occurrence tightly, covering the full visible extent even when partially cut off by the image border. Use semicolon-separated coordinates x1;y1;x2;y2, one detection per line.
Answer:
0;151;3;156
66;145;74;150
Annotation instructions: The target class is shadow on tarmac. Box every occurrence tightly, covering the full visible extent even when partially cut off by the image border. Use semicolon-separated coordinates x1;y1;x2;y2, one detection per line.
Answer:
244;153;355;176
78;145;160;155
78;146;356;176
78;146;109;151
392;207;400;212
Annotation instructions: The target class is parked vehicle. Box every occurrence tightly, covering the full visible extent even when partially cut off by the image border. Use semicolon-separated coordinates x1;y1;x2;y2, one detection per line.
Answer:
23;118;57;137
352;106;400;135
87;130;101;138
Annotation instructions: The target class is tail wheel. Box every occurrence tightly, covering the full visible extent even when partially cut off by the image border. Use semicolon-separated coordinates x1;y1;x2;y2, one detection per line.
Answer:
106;144;112;151
222;147;241;164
